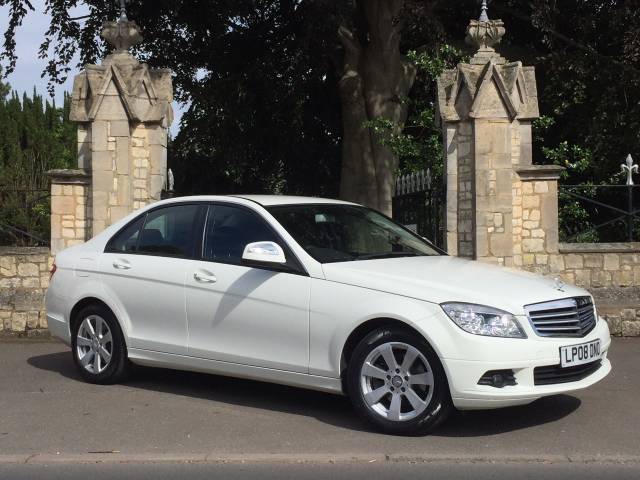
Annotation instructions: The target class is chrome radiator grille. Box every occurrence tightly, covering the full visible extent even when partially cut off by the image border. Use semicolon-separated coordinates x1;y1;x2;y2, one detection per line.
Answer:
524;297;596;338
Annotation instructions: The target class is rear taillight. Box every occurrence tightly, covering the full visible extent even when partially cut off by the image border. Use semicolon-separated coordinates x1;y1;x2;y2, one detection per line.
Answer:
49;262;57;280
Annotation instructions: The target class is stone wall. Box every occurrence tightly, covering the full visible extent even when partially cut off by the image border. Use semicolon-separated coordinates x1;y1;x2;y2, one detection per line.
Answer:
555;243;640;288
0;247;52;335
49;170;90;253
511;167;562;269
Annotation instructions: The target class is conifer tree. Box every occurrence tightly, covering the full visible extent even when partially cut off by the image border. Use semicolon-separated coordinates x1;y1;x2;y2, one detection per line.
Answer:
0;69;76;246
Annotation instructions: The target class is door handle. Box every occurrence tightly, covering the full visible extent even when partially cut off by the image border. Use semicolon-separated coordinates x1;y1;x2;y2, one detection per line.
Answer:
112;260;131;270
193;271;217;283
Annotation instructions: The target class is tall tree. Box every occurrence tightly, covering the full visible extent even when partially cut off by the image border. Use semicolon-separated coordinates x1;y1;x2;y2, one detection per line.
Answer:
1;0;639;215
0;73;76;245
338;0;415;215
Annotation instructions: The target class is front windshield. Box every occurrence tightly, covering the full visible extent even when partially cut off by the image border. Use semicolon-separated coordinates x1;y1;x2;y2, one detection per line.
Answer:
267;204;441;263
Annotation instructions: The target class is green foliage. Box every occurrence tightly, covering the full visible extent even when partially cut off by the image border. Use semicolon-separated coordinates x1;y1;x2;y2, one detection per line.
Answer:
406;45;468;80
0;0;638;243
363;44;466;182
542;141;592;179
0;69;76;245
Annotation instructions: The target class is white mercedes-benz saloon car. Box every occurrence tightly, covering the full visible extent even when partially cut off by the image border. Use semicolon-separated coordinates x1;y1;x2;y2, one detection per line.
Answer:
46;195;611;435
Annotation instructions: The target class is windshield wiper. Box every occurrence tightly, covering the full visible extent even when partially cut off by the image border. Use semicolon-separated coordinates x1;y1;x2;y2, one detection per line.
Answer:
354;251;423;261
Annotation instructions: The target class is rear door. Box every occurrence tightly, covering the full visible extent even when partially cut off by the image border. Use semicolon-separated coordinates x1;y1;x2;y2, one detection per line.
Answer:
100;203;206;355
185;202;311;372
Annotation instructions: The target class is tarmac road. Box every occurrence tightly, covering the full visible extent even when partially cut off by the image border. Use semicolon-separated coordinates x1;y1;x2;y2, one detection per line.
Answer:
1;461;640;480
0;338;638;466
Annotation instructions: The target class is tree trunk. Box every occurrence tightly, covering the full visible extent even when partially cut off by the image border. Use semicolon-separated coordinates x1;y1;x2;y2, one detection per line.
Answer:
338;0;415;216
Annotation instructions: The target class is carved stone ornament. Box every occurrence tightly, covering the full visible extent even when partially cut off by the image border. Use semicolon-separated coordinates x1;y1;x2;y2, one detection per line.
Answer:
69;16;173;126
466;19;506;65
436;12;539;123
101;19;143;53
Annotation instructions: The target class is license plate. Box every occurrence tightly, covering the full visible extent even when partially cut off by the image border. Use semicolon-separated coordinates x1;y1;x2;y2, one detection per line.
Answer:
560;339;601;368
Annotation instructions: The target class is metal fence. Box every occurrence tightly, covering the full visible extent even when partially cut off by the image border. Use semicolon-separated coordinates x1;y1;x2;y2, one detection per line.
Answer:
0;188;51;247
558;153;639;243
558;184;639;243
392;169;445;248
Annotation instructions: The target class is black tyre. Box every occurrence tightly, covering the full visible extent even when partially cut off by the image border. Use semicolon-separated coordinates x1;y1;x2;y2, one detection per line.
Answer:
346;327;452;435
71;304;130;384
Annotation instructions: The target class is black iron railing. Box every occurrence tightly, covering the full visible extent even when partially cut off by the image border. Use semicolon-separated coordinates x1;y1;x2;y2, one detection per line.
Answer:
392;170;445;248
558;185;639;243
0;188;51;247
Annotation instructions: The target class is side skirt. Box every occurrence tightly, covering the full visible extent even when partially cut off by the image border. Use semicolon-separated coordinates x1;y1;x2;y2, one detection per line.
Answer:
128;348;344;395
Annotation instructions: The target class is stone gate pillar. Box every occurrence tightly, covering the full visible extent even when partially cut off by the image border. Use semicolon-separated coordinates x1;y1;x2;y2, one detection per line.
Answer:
436;9;563;268
49;13;173;254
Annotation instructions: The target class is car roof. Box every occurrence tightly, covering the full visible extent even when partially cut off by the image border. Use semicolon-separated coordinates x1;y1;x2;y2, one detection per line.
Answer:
153;194;358;207
230;195;357;206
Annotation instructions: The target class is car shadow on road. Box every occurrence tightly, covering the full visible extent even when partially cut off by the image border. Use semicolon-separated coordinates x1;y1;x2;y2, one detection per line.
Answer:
28;351;581;437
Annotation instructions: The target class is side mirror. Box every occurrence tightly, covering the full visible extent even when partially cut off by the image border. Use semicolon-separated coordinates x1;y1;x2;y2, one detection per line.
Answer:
242;241;287;265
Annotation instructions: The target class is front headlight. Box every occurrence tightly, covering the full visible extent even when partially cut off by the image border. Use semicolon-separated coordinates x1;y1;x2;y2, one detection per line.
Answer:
441;302;527;338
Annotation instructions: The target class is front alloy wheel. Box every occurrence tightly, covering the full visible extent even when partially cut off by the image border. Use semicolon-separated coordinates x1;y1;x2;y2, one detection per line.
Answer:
360;342;434;421
347;328;452;435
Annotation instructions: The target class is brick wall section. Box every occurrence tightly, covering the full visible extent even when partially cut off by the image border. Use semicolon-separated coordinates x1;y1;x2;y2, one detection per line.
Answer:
0;247;52;334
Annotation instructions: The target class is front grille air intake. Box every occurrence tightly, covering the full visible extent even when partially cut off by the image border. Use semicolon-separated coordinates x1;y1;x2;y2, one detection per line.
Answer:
534;360;602;385
524;296;596;338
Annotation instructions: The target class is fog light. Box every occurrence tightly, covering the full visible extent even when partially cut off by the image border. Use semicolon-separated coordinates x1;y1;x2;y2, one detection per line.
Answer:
492;373;505;388
478;369;517;388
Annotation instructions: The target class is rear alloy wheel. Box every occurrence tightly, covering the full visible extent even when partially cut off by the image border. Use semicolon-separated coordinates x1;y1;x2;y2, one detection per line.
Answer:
71;304;130;384
76;315;113;374
347;328;452;435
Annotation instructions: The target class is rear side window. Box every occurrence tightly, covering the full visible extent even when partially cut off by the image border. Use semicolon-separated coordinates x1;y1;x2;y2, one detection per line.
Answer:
138;204;200;257
106;216;144;253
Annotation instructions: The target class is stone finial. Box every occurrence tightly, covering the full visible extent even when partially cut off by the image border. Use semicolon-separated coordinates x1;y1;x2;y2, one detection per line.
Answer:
621;154;638;186
168;168;175;191
465;15;506;65
118;0;129;21
101;19;142;54
479;0;489;22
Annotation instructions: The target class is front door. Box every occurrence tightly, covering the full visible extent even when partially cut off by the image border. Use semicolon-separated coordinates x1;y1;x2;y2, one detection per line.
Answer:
185;203;310;373
100;203;204;355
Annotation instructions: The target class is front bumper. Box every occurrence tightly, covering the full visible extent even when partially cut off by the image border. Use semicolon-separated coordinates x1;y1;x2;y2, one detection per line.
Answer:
442;317;612;410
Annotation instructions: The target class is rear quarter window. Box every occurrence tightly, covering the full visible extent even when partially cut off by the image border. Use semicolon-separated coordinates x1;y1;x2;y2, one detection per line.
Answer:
105;216;145;253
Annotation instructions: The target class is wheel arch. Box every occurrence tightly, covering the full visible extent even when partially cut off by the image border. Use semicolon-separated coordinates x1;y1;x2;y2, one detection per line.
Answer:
69;297;128;348
339;317;429;392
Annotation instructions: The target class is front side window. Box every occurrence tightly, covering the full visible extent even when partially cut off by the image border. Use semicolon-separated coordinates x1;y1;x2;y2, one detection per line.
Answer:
203;204;279;265
137;204;200;257
267;204;441;263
